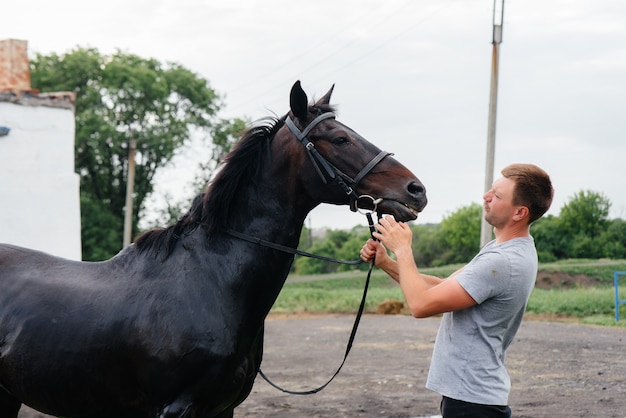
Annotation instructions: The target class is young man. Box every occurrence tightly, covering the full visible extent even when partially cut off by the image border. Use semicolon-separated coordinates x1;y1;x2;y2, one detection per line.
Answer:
360;163;554;418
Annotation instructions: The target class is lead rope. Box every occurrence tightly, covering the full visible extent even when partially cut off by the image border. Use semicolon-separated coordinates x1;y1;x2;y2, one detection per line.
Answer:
258;211;380;395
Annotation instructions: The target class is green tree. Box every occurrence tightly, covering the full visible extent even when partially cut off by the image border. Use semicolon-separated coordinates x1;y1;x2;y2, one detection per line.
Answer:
531;215;561;261
559;190;610;237
30;47;242;260
335;228;371;272
598;218;626;259
294;239;340;275
79;194;122;261
293;229;369;274
410;223;443;267
557;190;611;258
437;203;482;264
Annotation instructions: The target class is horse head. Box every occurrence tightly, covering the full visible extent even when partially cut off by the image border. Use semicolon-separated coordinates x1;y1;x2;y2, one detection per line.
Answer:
275;80;427;222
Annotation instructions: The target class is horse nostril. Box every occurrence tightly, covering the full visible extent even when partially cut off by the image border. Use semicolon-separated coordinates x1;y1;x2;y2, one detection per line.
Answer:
408;180;426;197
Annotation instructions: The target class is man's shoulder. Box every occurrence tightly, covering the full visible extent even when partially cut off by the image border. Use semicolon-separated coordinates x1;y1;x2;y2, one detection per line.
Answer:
482;237;535;256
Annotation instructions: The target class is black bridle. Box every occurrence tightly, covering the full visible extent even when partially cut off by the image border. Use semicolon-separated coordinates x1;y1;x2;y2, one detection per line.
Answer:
284;113;392;212
228;112;392;395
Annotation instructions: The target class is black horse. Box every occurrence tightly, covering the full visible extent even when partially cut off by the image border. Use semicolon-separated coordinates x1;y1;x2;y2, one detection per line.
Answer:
0;81;427;418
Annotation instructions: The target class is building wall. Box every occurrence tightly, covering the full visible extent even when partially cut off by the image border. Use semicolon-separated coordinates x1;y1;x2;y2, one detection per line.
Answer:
0;101;82;260
0;39;82;260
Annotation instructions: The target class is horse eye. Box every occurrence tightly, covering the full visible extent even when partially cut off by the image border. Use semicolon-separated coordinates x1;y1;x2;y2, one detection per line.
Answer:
331;136;350;146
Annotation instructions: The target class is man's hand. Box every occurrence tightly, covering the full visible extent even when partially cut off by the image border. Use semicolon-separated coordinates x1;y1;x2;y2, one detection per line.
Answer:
371;215;413;257
360;239;381;263
360;239;396;275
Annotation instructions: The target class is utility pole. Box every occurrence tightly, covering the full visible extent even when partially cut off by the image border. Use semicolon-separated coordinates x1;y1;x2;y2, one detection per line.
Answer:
123;139;137;248
480;0;505;248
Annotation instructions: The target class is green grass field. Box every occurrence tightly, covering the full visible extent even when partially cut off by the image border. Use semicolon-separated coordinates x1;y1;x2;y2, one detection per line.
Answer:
272;259;626;327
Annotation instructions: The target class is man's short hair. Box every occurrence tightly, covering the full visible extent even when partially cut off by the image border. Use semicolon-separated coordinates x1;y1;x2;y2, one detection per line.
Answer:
501;163;554;224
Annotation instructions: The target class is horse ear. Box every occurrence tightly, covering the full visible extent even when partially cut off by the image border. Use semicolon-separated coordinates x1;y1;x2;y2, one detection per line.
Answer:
290;80;308;119
316;84;335;106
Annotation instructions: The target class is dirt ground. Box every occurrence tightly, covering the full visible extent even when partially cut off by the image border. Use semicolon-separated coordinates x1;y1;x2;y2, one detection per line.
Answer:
18;314;626;418
238;314;626;418
534;270;606;289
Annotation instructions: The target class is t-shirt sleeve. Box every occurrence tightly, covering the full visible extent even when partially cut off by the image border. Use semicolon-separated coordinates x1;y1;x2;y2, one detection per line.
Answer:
454;250;511;304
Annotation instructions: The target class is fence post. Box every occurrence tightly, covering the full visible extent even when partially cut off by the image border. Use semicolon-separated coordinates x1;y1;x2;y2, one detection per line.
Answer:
615;271;626;322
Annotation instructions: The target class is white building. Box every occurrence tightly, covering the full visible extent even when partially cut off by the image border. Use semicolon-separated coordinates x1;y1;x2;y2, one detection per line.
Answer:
0;39;81;260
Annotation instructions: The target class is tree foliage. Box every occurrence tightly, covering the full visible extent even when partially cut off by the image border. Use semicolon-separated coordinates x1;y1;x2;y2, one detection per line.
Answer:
410;223;444;267
437;203;482;265
530;215;562;261
534;191;615;260
559;190;610;237
30;47;242;260
294;229;371;275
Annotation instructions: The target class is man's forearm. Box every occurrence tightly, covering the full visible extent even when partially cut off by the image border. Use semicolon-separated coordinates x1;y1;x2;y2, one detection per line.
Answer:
377;256;400;282
378;255;444;286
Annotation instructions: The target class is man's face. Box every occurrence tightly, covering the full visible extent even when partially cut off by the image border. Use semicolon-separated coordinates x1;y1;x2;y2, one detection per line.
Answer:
483;177;517;228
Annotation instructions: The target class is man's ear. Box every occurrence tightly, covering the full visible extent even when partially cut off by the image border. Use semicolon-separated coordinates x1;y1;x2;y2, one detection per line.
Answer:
513;206;530;222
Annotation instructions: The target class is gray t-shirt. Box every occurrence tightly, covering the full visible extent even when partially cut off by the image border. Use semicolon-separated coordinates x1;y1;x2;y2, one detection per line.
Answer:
425;237;537;405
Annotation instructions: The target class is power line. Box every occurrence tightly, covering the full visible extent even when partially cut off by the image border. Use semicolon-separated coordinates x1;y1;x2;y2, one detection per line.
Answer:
309;2;454;87
225;1;455;114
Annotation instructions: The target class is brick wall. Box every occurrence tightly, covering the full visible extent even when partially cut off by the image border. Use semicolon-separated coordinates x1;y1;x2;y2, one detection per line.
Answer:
0;39;31;93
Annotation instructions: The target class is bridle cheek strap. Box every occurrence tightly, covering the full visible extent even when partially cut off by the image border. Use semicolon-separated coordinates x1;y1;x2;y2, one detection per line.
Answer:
285;114;337;184
285;115;393;211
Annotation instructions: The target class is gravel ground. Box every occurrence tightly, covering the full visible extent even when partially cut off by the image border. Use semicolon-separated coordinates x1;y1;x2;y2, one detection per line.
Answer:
18;314;626;418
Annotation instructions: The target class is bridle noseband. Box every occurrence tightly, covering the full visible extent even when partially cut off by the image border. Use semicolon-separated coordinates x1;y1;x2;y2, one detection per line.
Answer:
285;113;392;212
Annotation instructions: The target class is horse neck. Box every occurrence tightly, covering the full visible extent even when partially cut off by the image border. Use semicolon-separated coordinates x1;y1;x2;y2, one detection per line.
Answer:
190;181;311;330
227;177;312;248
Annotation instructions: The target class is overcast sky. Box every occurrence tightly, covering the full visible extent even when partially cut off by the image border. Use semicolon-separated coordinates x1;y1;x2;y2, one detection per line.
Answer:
3;0;625;230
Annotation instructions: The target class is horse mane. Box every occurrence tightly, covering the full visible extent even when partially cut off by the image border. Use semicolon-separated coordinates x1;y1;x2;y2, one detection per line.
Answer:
200;116;285;234
201;103;333;235
134;116;285;258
